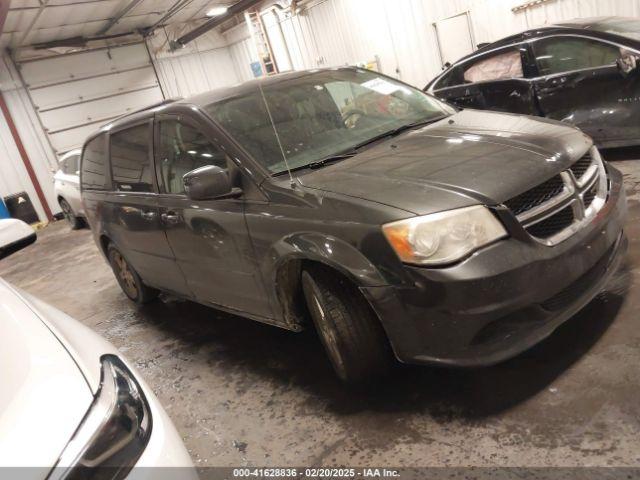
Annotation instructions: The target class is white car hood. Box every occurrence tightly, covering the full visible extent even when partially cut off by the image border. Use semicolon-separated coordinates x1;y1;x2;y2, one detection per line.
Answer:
0;281;93;470
0;219;34;248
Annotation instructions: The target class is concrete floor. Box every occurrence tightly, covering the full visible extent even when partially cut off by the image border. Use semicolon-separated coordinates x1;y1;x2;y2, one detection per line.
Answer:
1;156;640;469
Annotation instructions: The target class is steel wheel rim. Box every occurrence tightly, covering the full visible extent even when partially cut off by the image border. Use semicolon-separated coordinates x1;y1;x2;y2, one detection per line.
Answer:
113;251;138;298
312;293;348;379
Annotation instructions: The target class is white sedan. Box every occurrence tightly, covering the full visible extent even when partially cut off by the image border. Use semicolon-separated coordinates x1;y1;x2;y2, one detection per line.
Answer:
53;149;85;229
0;278;196;479
0;218;36;258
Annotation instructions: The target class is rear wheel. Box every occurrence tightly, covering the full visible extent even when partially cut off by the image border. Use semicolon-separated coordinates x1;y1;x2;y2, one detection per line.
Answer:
107;244;158;304
301;265;393;384
59;198;82;230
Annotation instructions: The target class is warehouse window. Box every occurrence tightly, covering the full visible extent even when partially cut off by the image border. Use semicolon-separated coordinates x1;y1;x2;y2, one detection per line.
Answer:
110;124;153;193
81;134;108;191
533;36;621;76
157;120;227;195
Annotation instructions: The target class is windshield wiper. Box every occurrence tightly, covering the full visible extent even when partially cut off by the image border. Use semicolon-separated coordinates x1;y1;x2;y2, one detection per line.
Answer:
272;115;449;176
306;151;358;169
275;151;358;175
352;115;449;151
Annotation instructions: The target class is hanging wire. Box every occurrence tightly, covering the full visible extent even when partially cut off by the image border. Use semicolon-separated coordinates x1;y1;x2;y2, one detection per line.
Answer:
257;81;296;187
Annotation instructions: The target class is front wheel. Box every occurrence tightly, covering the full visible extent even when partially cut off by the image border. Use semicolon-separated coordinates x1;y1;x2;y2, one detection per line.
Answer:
301;265;393;384
59;198;83;230
107;244;158;304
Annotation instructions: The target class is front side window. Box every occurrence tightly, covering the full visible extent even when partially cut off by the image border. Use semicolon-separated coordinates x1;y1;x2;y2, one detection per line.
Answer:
463;49;524;83
110;124;153;193
533;36;622;76
157;120;227;194
205;69;454;174
81;134;108;191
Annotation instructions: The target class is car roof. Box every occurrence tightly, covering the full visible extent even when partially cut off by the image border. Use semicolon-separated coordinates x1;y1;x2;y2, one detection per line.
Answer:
553;16;623;29
470;16;638;55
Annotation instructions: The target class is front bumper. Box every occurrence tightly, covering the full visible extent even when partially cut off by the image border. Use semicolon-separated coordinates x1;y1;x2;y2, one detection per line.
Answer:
363;165;628;367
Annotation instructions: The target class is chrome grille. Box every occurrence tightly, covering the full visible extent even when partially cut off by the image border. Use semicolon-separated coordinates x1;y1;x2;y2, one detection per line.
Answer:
504;146;608;246
504;175;565;216
569;151;593;181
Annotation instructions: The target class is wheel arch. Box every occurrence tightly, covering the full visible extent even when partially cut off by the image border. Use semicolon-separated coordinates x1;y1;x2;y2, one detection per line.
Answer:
267;232;388;329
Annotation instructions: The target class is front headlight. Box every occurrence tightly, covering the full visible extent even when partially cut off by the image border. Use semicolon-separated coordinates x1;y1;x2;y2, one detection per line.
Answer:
50;355;152;480
382;205;507;266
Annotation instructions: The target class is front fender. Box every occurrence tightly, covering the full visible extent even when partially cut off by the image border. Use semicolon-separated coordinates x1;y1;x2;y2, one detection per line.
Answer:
267;232;388;288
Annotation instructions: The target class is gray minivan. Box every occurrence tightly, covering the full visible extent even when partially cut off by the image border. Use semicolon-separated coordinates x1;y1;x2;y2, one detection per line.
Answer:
80;67;627;383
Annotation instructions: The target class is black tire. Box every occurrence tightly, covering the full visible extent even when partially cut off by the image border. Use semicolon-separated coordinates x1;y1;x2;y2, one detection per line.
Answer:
301;265;393;384
59;198;83;230
107;244;158;304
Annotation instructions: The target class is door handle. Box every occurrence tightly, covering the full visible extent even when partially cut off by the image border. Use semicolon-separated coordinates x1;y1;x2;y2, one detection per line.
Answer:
161;212;180;224
140;210;157;220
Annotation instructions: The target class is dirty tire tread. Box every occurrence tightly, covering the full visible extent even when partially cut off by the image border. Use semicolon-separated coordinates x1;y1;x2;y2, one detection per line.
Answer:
107;244;159;305
302;265;392;384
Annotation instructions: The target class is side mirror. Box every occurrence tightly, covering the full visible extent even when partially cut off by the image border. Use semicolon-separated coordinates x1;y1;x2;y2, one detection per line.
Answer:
183;165;238;200
617;53;639;77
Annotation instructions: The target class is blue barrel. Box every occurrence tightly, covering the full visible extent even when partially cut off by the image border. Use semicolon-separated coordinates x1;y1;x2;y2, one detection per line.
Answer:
0;199;9;219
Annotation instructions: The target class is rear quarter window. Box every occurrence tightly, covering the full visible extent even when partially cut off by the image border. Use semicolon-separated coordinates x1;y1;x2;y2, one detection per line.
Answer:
81;134;109;191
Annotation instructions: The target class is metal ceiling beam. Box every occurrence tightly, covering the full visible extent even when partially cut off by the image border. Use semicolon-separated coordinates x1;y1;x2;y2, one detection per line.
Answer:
97;0;146;35
0;0;10;35
9;0;109;11
171;0;263;50
144;0;194;34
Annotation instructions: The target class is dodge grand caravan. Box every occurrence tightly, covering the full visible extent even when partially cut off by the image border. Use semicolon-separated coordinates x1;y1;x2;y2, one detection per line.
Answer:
80;67;627;384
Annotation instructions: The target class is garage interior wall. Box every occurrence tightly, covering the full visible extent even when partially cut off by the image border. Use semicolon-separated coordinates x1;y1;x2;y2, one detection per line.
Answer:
146;29;241;98
2;0;640;222
217;0;640;88
0;54;59;221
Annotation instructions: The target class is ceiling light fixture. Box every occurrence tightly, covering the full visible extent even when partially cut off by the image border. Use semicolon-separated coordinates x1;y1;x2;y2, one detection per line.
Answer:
206;6;228;16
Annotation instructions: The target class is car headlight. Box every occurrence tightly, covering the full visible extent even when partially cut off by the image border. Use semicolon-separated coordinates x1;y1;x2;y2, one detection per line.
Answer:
382;205;507;266
50;355;152;480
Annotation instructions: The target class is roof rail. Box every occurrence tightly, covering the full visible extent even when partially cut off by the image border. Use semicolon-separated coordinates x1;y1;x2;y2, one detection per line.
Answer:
102;97;183;127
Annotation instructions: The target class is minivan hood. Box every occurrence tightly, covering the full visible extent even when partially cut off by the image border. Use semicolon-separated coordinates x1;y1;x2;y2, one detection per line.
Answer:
0;280;93;469
298;110;592;216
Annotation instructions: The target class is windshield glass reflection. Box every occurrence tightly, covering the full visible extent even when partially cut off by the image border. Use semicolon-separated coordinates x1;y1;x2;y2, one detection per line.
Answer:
204;68;454;174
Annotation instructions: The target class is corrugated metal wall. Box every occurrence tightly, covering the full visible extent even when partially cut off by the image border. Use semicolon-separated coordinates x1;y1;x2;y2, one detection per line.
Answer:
146;28;242;98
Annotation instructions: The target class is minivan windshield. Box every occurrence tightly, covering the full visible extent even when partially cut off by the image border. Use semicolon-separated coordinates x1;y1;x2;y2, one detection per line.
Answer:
204;69;454;175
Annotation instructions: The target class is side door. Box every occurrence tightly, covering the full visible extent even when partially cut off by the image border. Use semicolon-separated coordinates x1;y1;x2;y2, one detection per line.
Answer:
107;120;190;296
431;45;539;115
154;114;273;317
530;34;640;145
